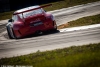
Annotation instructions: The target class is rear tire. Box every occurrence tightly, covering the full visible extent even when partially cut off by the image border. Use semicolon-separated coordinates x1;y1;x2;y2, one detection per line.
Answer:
53;21;57;31
7;27;13;39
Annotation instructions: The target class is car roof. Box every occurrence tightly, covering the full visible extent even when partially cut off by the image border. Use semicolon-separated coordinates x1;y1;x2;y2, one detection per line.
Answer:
14;5;40;14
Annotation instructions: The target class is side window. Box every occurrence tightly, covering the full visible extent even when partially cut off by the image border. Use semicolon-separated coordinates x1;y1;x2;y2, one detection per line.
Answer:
11;16;14;23
12;15;18;22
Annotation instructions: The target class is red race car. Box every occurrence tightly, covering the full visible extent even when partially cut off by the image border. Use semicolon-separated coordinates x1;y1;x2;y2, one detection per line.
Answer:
6;4;57;39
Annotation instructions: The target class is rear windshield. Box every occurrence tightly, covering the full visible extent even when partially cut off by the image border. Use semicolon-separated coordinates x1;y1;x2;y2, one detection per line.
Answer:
18;9;43;19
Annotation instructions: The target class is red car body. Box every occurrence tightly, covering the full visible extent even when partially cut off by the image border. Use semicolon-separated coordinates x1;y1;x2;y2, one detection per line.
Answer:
6;4;57;39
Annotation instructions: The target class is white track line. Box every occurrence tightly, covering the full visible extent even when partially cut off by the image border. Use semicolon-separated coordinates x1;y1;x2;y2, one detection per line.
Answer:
59;24;100;32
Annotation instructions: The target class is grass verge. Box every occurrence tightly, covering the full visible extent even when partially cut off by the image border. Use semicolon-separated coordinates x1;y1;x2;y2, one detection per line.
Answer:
0;43;100;67
58;14;100;29
0;0;100;20
0;11;14;21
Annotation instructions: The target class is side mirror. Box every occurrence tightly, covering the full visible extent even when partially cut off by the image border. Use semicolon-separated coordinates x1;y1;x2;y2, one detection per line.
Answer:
44;10;47;12
8;19;13;22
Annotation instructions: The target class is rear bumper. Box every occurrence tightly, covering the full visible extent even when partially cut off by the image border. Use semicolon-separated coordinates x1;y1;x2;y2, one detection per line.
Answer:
13;20;57;38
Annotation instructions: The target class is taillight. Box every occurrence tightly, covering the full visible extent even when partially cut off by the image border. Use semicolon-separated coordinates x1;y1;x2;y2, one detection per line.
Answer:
46;15;54;21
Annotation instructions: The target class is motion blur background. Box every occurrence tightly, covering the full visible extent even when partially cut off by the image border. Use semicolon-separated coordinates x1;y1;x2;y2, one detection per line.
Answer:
0;0;61;12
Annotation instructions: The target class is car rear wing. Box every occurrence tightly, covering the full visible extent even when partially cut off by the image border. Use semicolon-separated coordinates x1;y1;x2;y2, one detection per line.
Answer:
13;4;52;15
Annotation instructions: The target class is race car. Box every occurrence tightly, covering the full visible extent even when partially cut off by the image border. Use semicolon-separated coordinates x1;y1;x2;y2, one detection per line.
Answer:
6;4;57;39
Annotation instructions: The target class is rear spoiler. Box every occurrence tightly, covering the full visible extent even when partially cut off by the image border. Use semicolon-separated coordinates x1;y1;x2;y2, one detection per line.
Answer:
13;4;52;15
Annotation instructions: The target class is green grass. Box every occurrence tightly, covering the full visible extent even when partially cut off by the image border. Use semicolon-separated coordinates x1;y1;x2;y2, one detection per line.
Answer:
0;11;14;20
58;14;100;29
0;43;100;67
0;0;100;20
44;0;100;11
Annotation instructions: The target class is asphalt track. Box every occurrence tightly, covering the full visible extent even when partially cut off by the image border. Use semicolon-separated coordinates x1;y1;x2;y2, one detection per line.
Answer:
0;1;100;58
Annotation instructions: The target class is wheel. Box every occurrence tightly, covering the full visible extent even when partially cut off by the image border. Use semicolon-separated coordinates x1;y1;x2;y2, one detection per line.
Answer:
6;27;13;39
6;26;17;39
53;21;57;31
